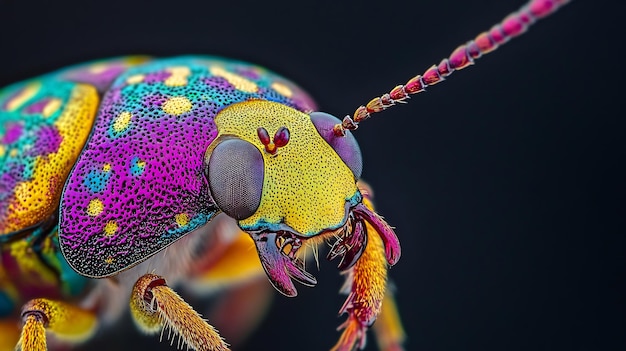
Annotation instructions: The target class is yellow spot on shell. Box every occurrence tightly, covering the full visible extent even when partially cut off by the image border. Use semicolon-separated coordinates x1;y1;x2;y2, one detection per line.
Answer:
162;96;192;116
210;66;258;93
126;74;145;84
164;66;191;87
0;145;5;157
6;82;40;111
113;111;132;132
271;82;293;98
104;257;115;264
175;213;189;227
89;64;108;74
42;98;62;118
103;221;118;236
168;66;191;75
87;199;104;216
0;85;98;235
164;75;188;87
9;149;18;157
136;160;146;168
103;163;112;172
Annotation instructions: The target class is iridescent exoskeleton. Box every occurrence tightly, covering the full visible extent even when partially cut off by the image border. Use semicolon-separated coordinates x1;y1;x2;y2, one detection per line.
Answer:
0;1;569;350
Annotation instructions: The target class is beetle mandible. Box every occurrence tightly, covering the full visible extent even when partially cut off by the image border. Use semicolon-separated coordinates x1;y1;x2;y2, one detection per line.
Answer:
0;1;570;350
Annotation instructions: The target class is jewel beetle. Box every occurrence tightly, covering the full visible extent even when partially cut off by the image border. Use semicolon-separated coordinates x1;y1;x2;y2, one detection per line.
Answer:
0;1;571;350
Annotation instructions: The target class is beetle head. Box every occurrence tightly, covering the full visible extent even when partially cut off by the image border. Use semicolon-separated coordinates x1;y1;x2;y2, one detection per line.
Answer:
206;100;400;296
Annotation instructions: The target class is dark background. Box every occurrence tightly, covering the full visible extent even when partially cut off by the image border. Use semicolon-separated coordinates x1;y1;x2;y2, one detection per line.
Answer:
1;0;623;350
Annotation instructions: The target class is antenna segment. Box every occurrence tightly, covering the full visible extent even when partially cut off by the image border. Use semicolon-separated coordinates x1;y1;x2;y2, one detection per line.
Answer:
333;0;571;136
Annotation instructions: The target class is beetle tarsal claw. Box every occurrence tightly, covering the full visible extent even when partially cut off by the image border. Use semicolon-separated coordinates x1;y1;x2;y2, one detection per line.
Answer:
327;216;368;271
251;231;317;297
327;204;401;272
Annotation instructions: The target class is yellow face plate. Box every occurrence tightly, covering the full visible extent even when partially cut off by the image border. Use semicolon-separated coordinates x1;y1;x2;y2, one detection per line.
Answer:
210;100;359;236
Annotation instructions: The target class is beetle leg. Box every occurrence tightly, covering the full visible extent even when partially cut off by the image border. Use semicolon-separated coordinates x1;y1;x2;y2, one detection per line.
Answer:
330;181;406;351
15;298;98;351
355;183;407;351
130;273;230;351
373;286;406;351
331;216;388;351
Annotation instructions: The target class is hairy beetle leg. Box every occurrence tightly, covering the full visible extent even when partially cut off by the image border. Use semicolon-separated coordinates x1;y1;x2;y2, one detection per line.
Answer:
331;216;389;351
331;182;405;351
130;273;230;351
15;298;98;351
372;288;406;351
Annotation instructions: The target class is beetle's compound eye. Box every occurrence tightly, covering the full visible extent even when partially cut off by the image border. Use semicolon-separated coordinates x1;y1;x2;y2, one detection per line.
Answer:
207;139;264;220
310;112;363;179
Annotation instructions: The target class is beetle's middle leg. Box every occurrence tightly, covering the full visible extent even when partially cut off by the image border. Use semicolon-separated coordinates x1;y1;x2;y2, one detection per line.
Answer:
15;298;98;351
130;273;230;351
372;287;406;351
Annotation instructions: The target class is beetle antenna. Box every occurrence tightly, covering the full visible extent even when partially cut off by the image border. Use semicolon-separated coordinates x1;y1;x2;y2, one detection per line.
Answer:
333;0;571;136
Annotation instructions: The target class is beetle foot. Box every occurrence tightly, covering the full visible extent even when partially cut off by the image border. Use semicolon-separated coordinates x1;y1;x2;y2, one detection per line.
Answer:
327;201;401;275
327;213;368;271
130;274;230;351
331;313;368;351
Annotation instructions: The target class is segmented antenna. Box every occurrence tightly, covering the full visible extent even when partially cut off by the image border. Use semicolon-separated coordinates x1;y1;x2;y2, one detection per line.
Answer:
333;0;571;136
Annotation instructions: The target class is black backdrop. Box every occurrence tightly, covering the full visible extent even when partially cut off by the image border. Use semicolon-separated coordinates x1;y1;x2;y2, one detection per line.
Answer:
1;0;624;350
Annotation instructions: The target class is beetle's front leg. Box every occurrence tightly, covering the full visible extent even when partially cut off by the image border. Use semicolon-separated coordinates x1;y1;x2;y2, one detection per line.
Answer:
330;218;388;351
129;273;230;351
15;298;98;351
330;181;406;351
372;287;406;351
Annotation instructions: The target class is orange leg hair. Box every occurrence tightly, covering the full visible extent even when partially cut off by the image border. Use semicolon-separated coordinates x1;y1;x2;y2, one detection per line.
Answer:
15;298;98;351
330;181;407;351
373;288;406;351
